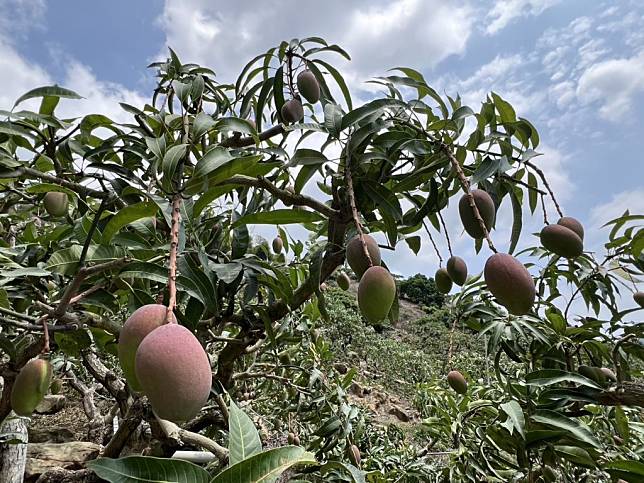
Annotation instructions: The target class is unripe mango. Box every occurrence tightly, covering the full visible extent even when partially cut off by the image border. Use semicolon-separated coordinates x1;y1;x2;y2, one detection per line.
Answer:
281;98;304;123
458;189;495;239
296;70;320;103
346;235;381;279
435;268;452;294
336;272;350;291
447;370;467;394
540;224;583;258
484;253;535;315
348;444;361;466
272;236;283;254
118;304;175;392
43;192;69;217
135;323;212;422
446;256;468;286
358;266;396;323
634;291;644;308
11;358;52;416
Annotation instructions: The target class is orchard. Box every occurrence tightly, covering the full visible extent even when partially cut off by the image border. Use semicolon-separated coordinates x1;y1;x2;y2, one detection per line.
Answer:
0;37;642;482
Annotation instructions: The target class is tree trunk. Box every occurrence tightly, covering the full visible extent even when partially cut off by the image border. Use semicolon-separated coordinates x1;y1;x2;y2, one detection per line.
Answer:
0;415;28;483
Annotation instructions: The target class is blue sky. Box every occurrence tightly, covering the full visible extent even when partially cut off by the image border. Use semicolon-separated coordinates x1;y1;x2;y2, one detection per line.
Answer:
1;0;642;312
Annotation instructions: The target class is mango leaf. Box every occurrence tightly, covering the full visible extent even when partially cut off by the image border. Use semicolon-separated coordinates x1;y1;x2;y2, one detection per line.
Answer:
211;446;316;483
553;445;595;468
162;144;188;181
194;147;234;178
47;246;126;275
289;149;329;167
603;460;644;481
87;456;209;483
26;183;78;199
508;187;522;255
145;136;166;161
102;202;158;244
321;462;365;483
615;405;630;442
531;410;600;447
228;400;262;465
525;369;602;390
14;85;82;108
500;400;525;439
341;98;406;130
193;112;217;139
232;209;324;227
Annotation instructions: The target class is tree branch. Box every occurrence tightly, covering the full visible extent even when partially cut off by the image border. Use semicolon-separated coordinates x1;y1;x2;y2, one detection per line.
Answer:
156;418;229;464
345;151;373;267
523;159;564;219
213;175;339;219
440;142;497;253
220;125;285;148
166;194;181;324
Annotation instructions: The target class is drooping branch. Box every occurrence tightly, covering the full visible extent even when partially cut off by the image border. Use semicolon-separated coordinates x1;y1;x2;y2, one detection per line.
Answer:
0;167;118;204
345;151;372;267
523;159;564;219
213;175;340;219
102;398;147;458
156;417;229;464
437;210;452;258
440;142;497;253
220;124;285;148
54;257;131;318
422;220;443;266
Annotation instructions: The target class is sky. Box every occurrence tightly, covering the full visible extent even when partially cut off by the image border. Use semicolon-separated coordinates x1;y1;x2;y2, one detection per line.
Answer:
1;0;643;314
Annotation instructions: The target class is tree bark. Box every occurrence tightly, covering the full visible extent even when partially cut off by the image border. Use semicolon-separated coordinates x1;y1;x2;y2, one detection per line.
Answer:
0;415;28;483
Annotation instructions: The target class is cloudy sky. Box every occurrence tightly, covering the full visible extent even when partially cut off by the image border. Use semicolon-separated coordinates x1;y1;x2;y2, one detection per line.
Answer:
1;0;643;311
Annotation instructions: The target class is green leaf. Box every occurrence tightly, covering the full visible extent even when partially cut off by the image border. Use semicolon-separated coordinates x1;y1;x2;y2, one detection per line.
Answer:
324;103;343;137
603;460;644;481
228;400;262;465
341;98;406;130
211;446;316;483
162;144;188;181
87;456;209;483
145;136;166;161
491;92;516;123
321;462;365;483
531;410;601;447
194;185;237;217
289;149;329;167
232;209;324;227
615;405;630;442
25;183;78;199
193;112;216;139
14;85;82;108
508;188;522;255
312;59;352;110
500;400;525;439
47;246;126;275
102;202;158;244
553;445;595;468
194;147;234;178
525;369;602;390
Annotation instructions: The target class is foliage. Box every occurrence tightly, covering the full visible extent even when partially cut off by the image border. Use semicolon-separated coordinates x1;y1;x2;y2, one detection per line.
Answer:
0;34;642;482
398;273;445;308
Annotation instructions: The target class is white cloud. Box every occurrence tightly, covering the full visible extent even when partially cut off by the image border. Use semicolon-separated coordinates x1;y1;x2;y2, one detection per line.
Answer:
157;0;473;86
590;189;644;230
576;52;644;121
460;54;523;89
0;39;50;110
485;0;562;35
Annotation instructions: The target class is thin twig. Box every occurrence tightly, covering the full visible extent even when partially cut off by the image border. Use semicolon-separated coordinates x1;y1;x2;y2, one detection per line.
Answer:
220;124;285;148
540;193;549;225
440;142;497;253
422;220;443;266
524;159;563;219
437;211;453;257
39;315;50;354
345;151;373;267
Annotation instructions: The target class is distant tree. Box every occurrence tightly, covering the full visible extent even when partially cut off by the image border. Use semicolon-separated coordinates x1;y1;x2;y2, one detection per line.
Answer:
398;273;445;308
